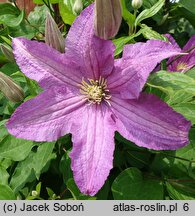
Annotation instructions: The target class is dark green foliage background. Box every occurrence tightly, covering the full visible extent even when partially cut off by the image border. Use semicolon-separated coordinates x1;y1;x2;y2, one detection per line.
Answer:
0;0;195;200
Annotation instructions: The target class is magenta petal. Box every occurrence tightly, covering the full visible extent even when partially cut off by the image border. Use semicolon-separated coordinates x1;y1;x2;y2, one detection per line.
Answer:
13;38;82;90
164;34;181;50
70;104;116;196
183;35;195;51
111;93;191;150
107;40;181;99
6;87;85;142
167;35;195;72
65;4;115;79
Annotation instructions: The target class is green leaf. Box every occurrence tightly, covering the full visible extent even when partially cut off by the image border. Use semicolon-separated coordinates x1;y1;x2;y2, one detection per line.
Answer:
0;3;18;16
120;0;135;31
113;28;143;56
32;141;56;178
0;10;25;27
135;0;165;26
0;135;35;161
28;5;48;33
0;184;16;200
147;71;195;105
112;167;164;199
0;165;9;185
172;103;195;124
166;182;195;200
66;178;96;200
60;151;73;183
10;142;56;193
180;0;195;15
33;0;59;3
141;24;167;40
59;0;76;25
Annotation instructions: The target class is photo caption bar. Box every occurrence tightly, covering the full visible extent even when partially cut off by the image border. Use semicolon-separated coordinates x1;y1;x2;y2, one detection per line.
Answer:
0;200;194;216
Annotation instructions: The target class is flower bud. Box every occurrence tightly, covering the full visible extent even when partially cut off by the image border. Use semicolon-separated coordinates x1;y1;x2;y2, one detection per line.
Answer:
0;72;24;103
94;0;122;39
73;0;83;15
132;0;143;10
0;44;15;62
45;13;65;53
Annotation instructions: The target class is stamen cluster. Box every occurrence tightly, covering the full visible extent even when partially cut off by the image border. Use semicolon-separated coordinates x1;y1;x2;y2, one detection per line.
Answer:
80;77;111;104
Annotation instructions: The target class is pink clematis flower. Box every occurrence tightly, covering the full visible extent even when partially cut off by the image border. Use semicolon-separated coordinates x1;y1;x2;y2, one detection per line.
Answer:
165;34;195;72
7;5;191;196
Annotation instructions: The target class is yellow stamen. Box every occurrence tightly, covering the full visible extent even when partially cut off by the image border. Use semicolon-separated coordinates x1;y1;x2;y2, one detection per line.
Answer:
79;77;111;105
176;62;188;71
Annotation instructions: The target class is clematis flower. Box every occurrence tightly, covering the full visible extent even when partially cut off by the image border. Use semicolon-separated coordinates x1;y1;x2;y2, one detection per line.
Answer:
165;34;195;72
6;5;191;196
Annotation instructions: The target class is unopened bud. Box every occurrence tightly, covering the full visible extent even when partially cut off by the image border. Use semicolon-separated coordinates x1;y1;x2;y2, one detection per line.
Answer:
95;0;122;39
0;72;24;103
132;0;143;10
73;0;83;15
45;13;65;53
0;44;15;62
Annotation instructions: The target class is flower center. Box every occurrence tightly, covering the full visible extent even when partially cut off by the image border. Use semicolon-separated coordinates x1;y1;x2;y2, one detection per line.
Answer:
176;62;188;71
80;77;111;105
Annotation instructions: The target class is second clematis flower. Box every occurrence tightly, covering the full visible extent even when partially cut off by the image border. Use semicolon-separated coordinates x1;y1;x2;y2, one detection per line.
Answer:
165;34;195;72
6;5;191;196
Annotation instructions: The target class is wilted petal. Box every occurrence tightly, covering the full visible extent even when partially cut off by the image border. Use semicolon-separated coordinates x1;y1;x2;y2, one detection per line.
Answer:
107;40;181;99
6;86;85;142
65;4;115;79
111;93;191;150
70;104;116;196
13;38;82;90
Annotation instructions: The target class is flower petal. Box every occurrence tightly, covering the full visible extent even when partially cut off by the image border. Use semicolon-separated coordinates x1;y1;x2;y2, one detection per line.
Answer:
164;34;181;50
70;104;116;196
13;38;82;90
183;35;195;51
111;93;191;150
167;35;195;72
65;4;115;79
6;87;85;142
107;40;181;99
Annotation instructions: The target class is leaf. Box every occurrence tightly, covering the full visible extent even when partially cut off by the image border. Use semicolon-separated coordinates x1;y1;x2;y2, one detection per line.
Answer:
166;182;195;200
28;5;48;33
10;142;56;193
0;10;25;28
32;141;56;178
66;178;96;200
141;24;167;40
180;0;195;15
147;71;195;105
113;28;143;56
112;167;164;199
59;151;73;183
0;3;18;16
0;165;9;185
0;184;16;200
33;0;59;3
120;0;135;31
135;0;165;26
59;0;76;25
0;135;35;161
172;103;195;124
